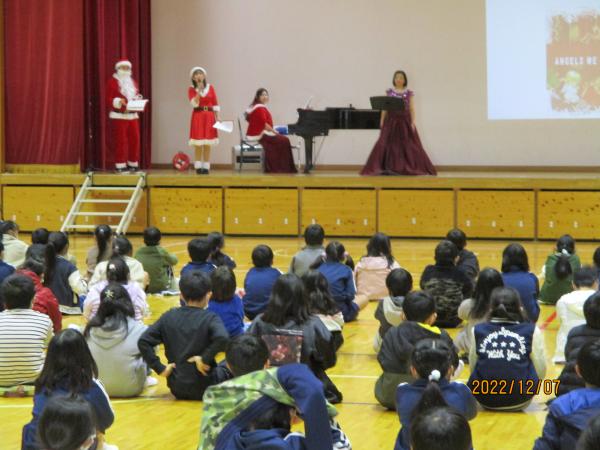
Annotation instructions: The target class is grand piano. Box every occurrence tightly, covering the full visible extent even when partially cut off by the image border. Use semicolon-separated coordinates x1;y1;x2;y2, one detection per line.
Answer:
288;107;380;173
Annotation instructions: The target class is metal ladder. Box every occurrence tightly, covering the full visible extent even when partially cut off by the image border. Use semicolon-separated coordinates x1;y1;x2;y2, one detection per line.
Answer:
61;172;146;235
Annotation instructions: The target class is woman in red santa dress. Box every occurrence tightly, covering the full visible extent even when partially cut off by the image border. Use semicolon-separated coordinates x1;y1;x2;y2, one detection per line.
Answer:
245;88;297;174
188;67;220;174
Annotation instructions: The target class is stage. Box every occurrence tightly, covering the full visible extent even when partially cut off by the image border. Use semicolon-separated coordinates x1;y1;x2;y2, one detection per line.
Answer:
3;168;600;240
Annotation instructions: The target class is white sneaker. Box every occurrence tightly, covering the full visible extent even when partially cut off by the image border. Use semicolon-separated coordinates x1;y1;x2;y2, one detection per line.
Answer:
145;376;158;387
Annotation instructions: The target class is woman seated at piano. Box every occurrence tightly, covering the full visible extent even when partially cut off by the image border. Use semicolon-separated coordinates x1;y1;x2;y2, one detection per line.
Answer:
245;88;297;174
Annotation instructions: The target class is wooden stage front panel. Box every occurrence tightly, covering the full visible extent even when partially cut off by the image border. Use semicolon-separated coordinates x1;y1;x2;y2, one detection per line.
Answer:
4;169;600;239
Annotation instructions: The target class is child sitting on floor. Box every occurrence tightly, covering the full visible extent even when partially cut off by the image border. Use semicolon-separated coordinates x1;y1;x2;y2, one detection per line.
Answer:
354;232;401;302
446;228;480;283
420;240;473;328
373;268;413;352
289;224;325;277
134;226;178;293
539;234;581;305
200;363;351;450
302;270;344;351
394;339;477;450
181;238;217;276
138;271;229;400
208;266;244;337
410;407;472;450
557;291;600;396
534;340;600;449
243;245;282;320
314;241;364;321
553;266;597;363
454;267;504;355
375;291;458;410
207;231;237;269
468;286;546;411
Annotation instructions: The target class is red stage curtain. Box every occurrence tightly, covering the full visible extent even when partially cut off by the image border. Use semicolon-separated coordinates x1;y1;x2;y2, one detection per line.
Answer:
83;0;152;171
4;0;84;165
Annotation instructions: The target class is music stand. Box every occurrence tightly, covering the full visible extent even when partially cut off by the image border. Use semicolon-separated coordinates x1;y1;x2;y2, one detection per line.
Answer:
370;96;405;111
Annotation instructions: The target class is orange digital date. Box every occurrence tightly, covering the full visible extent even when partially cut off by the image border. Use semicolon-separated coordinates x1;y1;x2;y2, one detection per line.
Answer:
470;379;560;396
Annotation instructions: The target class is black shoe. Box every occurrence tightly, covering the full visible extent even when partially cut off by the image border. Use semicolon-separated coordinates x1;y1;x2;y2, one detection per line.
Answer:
115;167;129;174
196;168;203;175
127;165;139;173
202;168;209;175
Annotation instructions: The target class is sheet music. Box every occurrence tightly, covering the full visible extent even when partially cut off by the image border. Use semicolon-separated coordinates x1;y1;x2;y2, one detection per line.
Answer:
126;99;148;112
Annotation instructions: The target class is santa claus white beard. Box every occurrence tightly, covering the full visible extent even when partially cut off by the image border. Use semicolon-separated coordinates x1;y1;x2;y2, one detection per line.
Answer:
117;72;138;101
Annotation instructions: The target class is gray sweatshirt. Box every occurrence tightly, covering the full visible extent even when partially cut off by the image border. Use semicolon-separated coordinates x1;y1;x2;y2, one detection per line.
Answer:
289;245;325;277
86;317;148;397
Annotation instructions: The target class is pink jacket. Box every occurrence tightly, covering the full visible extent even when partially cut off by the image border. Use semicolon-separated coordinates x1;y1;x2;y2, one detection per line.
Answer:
354;256;400;300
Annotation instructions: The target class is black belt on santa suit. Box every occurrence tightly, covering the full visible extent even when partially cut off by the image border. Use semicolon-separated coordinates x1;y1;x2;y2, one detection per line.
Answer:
194;106;215;111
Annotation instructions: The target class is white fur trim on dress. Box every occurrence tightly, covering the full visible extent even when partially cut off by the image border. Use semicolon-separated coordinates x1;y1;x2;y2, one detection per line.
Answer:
245;103;267;115
190;66;207;78
112;98;123;109
246;129;274;141
109;111;139;120
189;138;219;146
199;83;211;97
127;161;139;167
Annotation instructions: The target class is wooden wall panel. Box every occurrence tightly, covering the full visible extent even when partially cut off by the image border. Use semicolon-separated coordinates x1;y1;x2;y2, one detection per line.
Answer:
75;188;147;233
3;186;73;231
457;190;534;239
378;190;454;237
538;191;600;239
225;188;298;235
150;187;222;234
301;189;376;236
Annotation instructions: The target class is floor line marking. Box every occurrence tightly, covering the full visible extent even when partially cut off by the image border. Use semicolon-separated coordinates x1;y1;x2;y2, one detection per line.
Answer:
539;311;557;331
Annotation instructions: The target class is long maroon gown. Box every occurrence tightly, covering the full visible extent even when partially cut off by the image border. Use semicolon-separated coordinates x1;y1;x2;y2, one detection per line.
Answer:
360;89;436;176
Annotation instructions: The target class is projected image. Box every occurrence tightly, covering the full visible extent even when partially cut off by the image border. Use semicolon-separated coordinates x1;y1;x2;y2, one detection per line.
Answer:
487;0;600;120
547;14;600;112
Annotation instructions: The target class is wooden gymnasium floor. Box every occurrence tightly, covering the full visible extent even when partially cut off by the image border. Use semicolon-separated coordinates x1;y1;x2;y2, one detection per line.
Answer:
0;235;588;450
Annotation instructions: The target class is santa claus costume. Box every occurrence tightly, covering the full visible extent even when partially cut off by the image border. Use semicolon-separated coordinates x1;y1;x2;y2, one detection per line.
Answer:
188;67;220;174
245;89;297;174
106;59;143;172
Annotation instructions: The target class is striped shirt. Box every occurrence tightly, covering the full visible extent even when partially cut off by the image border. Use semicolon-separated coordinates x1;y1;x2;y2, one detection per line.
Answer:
0;309;53;387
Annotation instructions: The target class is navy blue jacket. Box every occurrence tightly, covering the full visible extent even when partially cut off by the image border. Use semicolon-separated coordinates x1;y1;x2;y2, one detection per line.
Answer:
48;257;78;308
394;378;478;450
502;268;540;322
317;262;358;322
468;320;538;408
22;380;114;450
181;261;217;276
533;388;600;450
243;267;281;319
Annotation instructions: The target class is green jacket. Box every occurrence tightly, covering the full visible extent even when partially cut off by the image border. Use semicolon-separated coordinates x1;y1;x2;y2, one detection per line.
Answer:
539;253;581;305
134;245;178;293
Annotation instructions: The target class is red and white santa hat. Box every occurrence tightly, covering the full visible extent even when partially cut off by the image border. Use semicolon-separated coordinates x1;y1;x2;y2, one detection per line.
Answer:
190;66;207;78
115;59;132;70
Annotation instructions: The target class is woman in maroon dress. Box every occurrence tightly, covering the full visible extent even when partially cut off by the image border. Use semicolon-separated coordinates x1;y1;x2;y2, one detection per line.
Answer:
361;71;436;176
245;88;297;174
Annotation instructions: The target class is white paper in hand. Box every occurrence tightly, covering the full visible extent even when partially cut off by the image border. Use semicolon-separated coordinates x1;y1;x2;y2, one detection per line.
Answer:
213;121;234;133
127;99;148;112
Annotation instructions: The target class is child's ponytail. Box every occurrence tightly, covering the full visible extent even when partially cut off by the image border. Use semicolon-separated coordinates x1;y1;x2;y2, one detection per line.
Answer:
43;242;57;287
409;339;455;420
95;224;112;257
410;369;449;419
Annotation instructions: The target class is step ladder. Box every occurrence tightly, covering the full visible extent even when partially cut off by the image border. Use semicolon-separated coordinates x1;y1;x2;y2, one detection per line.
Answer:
61;172;146;235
